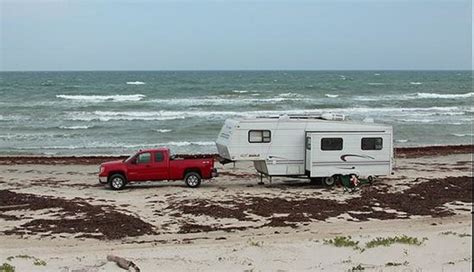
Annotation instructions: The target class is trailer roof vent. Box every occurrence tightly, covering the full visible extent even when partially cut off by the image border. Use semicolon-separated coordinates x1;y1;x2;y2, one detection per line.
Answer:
321;113;345;121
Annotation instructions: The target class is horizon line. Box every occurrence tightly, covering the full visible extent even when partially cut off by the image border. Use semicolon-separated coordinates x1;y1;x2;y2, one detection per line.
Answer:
1;69;472;72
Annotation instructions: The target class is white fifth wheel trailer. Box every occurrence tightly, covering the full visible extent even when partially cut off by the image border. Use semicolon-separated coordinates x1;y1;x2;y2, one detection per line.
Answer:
215;114;393;186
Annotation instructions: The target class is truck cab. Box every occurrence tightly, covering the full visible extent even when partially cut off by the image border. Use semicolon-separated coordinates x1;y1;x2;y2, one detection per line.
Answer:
99;148;217;190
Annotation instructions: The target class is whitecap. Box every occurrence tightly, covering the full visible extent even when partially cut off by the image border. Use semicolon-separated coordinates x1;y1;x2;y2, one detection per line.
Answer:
232;90;249;94
325;94;339;98
68;111;186;122
57;94;146;102
409;82;423;85
155;129;172;133
414;92;474;99
59;125;92;130
126;81;146;85
12;141;216;151
278;92;304;98
65;106;469;122
148;96;307;106
397;119;434;123
355;92;474;101
368;82;385;86
451;133;474;137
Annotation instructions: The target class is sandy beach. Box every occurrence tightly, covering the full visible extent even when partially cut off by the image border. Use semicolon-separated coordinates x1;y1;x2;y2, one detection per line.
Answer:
0;145;472;271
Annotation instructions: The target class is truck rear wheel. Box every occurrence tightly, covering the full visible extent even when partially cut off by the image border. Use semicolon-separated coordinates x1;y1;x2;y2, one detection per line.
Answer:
109;174;126;190
184;172;201;188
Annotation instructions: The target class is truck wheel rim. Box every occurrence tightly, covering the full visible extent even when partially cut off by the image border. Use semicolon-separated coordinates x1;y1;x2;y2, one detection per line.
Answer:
112;177;123;188
188;176;198;186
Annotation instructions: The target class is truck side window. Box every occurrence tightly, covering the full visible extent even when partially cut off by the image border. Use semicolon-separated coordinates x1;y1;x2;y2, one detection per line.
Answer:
248;130;271;143
361;137;383;150
155;152;164;162
321;138;343;151
137;152;151;164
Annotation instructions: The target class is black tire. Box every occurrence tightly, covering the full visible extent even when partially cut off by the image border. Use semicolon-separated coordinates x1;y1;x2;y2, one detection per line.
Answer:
109;174;127;190
323;176;336;187
184;172;201;188
367;175;375;184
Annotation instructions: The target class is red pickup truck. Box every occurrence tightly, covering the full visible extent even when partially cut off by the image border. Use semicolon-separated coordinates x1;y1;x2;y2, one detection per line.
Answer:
98;148;218;190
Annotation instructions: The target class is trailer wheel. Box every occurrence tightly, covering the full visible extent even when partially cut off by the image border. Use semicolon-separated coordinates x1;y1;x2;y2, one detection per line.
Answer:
109;174;126;190
184;172;201;188
367;175;375;184
323;176;336;187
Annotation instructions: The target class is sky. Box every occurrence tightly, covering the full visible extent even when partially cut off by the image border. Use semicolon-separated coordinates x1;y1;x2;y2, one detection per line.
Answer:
0;0;471;71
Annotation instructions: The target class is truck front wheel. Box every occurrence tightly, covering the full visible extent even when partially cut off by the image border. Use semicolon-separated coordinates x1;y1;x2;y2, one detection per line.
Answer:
184;172;201;188
109;174;126;190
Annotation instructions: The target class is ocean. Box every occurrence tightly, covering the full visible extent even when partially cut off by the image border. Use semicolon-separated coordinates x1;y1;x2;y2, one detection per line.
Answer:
0;71;472;155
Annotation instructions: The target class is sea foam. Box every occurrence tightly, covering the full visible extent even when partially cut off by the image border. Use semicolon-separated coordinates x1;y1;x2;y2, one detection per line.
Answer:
126;81;146;85
414;92;474;99
59;125;92;130
65;106;470;122
57;94;146;102
355;92;474;101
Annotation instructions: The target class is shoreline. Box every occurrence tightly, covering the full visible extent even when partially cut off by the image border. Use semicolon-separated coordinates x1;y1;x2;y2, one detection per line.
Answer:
0;144;471;165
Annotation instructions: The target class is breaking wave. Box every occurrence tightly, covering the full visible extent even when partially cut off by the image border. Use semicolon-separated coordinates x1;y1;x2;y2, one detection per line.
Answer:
414;92;474;99
451;133;474;137
11;141;215;150
68;111;186;121
126;81;146;85
65;106;471;122
59;125;92;130
325;94;339;98
57;94;146;102
355;92;474;101
148;96;309;106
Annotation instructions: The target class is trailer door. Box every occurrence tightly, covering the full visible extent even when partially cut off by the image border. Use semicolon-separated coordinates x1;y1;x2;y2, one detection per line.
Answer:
304;135;312;172
309;134;345;177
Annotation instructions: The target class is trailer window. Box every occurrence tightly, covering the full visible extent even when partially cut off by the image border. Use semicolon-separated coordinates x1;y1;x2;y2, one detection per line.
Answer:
321;138;343;151
248;130;271;143
137;152;151;164
361;137;383;150
155;152;164;162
